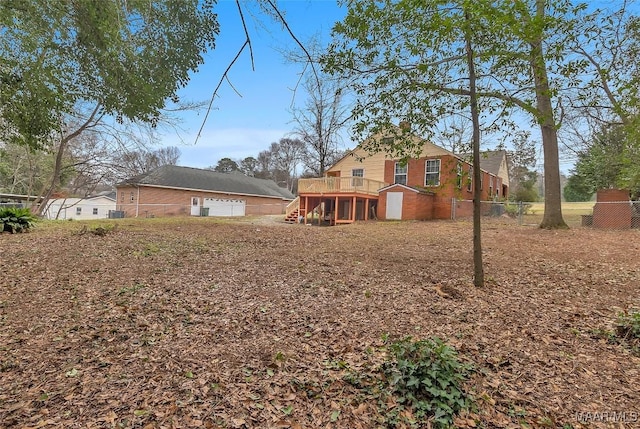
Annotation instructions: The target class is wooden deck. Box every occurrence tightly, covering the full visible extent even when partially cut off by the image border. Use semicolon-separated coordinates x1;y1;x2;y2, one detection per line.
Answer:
297;177;387;196
289;177;389;225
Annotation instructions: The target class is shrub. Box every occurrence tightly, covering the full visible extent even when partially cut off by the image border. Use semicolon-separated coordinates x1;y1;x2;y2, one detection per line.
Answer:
0;207;37;233
381;336;472;428
616;309;640;348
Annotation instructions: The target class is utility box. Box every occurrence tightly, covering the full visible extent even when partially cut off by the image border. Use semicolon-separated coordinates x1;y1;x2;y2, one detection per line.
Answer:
108;210;125;219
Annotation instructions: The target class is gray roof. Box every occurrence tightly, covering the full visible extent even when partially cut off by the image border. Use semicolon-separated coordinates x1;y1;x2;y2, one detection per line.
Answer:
458;150;506;176
119;165;295;200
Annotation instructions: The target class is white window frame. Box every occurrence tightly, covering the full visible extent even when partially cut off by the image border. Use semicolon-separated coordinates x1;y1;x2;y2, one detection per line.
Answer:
425;159;440;187
92;208;98;215
351;168;364;187
76;207;82;215
394;162;408;185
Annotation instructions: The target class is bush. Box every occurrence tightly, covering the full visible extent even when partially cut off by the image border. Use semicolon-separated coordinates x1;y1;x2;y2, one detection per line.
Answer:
382;337;472;428
0;207;37;233
616;309;640;348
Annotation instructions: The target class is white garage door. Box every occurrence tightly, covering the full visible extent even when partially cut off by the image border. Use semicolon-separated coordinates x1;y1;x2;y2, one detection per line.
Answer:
203;198;246;216
386;192;403;220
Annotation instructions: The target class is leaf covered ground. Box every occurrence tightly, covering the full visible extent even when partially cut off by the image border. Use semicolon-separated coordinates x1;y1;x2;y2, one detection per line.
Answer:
1;217;639;428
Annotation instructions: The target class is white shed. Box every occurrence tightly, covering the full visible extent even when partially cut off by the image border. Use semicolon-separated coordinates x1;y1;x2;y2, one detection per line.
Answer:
43;195;116;220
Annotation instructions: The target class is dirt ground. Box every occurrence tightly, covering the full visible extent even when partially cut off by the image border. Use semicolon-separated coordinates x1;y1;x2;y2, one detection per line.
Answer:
1;217;639;429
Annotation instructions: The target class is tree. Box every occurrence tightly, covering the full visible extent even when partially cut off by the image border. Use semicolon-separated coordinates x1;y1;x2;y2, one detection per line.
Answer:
0;143;57;196
113;147;181;181
323;0;583;228
563;2;640;193
239;157;259;177
499;132;538;199
564;125;635;200
290;73;349;176
213;158;240;173
0;0;218;213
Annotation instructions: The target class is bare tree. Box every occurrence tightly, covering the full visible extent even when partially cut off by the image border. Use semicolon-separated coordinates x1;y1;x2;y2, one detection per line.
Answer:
290;73;349;176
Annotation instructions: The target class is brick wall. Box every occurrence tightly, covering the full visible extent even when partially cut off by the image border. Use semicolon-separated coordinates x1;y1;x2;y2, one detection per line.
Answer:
383;155;498;202
593;189;632;229
377;187;436;220
115;185;288;218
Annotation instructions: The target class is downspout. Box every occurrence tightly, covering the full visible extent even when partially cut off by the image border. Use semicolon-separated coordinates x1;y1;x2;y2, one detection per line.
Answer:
135;186;140;218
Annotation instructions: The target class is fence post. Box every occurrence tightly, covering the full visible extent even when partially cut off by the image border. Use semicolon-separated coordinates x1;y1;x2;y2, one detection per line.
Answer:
518;201;523;225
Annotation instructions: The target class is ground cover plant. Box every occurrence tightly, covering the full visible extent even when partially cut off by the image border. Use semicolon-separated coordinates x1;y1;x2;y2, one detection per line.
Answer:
1;217;639;428
0;207;37;233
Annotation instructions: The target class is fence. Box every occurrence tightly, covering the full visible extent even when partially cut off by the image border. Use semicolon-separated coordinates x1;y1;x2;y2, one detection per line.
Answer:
452;200;640;228
0;202;26;209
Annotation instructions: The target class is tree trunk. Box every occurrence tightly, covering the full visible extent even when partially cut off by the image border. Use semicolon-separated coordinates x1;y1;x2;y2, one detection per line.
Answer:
531;0;567;229
465;10;484;287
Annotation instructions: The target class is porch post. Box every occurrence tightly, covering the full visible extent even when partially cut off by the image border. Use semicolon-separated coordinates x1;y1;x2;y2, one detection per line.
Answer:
335;196;339;225
364;198;369;221
304;196;309;224
351;196;357;222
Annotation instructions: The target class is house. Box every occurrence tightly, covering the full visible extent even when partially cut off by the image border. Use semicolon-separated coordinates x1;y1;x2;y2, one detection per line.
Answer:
115;165;295;218
43;192;116;220
287;127;509;224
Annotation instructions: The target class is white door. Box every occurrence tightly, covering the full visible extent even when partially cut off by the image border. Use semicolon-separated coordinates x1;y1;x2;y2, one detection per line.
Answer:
190;196;201;216
203;198;246;216
386;192;403;220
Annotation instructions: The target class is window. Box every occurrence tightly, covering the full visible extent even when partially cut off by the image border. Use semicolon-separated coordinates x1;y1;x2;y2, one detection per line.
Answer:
456;163;463;189
467;166;473;191
425;159;440;186
130;192;134;202
489;175;494;197
120;192;124;202
92;208;98;215
394;162;407;185
192;197;199;206
352;168;364;187
76;207;82;215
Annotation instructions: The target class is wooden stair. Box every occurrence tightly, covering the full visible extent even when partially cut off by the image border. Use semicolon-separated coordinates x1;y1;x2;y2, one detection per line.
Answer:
284;208;301;224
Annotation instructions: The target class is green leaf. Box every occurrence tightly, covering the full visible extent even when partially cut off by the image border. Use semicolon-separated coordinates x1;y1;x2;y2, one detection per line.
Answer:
330;410;341;422
65;368;78;377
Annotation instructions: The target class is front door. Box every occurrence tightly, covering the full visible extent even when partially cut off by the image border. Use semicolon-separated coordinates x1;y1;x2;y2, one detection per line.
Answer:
386;192;403;220
190;196;200;216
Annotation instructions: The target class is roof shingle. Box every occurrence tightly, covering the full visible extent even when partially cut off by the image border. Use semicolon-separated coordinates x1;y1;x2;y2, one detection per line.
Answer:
120;166;295;200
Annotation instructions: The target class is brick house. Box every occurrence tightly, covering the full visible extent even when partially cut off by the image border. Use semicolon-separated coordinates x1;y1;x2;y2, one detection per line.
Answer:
286;128;509;224
116;165;294;218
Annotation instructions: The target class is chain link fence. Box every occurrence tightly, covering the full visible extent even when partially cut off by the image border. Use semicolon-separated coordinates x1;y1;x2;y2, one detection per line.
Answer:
453;199;640;228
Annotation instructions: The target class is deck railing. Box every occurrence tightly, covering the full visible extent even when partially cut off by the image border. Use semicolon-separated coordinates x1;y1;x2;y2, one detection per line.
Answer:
298;177;388;196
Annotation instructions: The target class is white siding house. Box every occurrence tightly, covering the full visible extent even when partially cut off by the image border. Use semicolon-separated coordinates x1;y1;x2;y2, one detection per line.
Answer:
43;195;116;220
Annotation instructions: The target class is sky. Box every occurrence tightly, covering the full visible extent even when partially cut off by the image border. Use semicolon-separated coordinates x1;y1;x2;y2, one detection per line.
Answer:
162;0;628;174
164;0;347;169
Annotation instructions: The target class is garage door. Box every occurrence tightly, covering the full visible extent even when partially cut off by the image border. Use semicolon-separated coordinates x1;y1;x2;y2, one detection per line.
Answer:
386;192;403;220
203;198;246;216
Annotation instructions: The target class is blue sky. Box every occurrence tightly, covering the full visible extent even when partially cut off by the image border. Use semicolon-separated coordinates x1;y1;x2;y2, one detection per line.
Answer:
165;0;347;169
